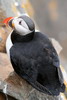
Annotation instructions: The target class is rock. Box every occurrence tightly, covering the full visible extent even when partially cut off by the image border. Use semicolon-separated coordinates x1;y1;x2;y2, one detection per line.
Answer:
0;92;17;100
0;26;12;53
0;53;13;80
0;92;6;100
0;7;6;26
0;72;64;100
0;6;12;52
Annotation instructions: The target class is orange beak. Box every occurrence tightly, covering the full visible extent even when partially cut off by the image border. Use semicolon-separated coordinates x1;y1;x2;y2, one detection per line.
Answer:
3;17;14;25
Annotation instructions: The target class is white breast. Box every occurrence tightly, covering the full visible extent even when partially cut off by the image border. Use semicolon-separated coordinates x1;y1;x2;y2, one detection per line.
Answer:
6;31;13;58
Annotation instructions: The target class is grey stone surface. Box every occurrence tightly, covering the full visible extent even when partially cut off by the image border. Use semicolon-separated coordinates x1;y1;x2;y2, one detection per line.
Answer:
0;72;64;100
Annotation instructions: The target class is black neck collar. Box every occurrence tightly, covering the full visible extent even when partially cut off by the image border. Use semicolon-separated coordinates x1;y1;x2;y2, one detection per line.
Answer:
11;30;35;44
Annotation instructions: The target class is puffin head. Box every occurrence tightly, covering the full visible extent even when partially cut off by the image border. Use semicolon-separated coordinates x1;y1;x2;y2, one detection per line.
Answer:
3;15;35;36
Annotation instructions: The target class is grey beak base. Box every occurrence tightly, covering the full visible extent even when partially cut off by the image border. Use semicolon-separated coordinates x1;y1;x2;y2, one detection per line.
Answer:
9;19;13;28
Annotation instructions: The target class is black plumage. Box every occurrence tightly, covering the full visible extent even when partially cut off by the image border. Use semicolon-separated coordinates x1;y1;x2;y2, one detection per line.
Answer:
10;31;65;95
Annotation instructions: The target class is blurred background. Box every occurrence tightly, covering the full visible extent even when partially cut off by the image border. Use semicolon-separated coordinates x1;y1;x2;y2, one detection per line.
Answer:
0;0;67;70
30;0;67;71
0;0;67;99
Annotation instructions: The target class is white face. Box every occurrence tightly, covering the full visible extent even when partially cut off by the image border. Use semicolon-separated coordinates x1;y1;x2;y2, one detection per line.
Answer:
12;17;32;35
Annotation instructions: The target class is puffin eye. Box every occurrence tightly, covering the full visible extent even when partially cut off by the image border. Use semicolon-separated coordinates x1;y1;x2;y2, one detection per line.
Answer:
19;21;22;25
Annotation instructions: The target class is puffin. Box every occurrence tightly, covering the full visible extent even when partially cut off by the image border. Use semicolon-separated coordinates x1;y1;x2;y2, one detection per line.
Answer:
4;14;65;95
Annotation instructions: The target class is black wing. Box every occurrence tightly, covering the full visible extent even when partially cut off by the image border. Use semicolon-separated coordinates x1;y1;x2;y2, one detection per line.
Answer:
10;44;54;95
41;33;64;85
